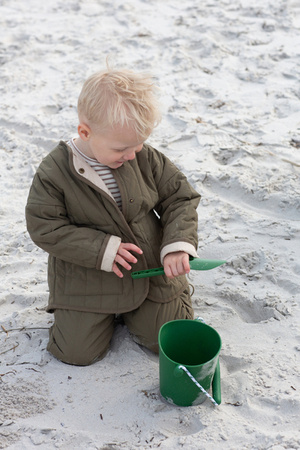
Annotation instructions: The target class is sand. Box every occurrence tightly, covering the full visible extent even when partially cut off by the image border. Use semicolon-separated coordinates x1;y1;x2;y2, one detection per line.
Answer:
0;0;299;448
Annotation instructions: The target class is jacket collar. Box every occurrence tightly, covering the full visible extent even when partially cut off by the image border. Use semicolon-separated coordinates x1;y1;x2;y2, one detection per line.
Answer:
68;143;115;201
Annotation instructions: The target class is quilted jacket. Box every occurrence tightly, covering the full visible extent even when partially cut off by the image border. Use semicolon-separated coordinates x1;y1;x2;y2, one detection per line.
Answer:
25;141;201;313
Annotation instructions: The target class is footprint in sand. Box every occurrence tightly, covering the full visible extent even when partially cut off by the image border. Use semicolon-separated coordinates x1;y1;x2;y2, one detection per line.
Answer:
218;250;292;323
219;286;280;323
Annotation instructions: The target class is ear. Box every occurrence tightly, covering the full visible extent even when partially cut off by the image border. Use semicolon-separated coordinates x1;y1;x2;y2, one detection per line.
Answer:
78;122;91;141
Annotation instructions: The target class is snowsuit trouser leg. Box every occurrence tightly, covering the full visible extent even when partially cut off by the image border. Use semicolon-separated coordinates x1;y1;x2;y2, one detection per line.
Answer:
47;288;193;365
47;309;115;366
123;287;194;354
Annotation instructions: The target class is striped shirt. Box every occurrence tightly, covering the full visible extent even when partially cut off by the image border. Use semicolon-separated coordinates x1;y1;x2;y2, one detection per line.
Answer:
68;139;122;210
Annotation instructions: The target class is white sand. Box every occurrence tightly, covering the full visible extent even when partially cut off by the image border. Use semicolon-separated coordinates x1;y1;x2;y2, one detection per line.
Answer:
1;0;300;448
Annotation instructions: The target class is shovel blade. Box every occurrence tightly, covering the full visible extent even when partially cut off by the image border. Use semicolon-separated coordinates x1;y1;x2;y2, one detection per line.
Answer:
131;258;226;279
189;257;226;271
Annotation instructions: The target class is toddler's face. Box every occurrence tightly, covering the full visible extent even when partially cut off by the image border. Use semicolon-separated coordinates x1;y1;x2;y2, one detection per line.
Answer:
87;124;144;169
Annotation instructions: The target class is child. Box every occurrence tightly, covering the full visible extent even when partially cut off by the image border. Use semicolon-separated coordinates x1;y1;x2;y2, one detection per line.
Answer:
25;68;201;366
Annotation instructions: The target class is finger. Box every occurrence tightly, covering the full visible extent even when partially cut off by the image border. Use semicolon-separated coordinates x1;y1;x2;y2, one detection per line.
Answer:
172;264;180;277
176;259;188;276
174;255;190;276
117;248;138;264
112;263;124;278
121;243;143;254
115;254;132;271
164;264;174;279
182;255;191;273
182;257;191;273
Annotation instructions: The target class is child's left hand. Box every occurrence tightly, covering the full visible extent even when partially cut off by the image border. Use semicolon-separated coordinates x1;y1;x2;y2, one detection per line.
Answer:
163;251;190;279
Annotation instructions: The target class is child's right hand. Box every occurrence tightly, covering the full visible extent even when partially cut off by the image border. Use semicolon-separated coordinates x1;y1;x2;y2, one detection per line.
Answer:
113;243;143;278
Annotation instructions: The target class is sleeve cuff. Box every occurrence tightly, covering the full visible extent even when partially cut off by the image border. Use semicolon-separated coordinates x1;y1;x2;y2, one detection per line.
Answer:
160;242;198;265
100;235;122;272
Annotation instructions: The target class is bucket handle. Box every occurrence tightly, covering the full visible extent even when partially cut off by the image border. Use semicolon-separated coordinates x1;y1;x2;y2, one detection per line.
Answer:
177;316;221;407
176;364;220;407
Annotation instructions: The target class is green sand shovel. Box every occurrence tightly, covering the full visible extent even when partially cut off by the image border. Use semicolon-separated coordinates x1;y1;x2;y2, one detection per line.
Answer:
131;257;226;279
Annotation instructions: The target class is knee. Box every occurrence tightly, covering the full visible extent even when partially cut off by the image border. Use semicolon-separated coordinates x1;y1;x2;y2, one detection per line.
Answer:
47;339;109;366
47;327;109;366
47;309;114;366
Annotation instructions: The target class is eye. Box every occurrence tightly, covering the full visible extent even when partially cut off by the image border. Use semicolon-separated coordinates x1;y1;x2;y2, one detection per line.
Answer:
114;147;128;152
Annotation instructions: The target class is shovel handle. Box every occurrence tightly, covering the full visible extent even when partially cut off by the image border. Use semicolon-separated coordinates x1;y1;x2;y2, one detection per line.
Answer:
131;267;165;279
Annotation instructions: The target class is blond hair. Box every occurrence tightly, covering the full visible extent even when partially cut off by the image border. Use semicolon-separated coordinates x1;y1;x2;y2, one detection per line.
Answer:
77;69;161;139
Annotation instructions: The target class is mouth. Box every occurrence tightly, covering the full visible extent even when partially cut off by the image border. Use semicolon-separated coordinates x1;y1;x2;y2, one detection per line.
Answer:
111;161;124;168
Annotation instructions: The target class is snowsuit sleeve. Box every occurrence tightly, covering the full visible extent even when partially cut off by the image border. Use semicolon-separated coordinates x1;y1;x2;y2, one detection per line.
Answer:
25;156;120;271
146;147;201;261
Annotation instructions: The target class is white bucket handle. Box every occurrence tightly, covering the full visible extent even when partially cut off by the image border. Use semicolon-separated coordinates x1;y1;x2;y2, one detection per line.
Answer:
180;316;219;406
177;365;219;407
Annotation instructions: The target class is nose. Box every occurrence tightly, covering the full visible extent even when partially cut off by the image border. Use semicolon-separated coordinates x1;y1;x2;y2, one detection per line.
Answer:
124;145;143;161
126;150;136;161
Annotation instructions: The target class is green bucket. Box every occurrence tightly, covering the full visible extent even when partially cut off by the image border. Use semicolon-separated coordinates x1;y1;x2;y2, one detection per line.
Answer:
158;319;222;407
